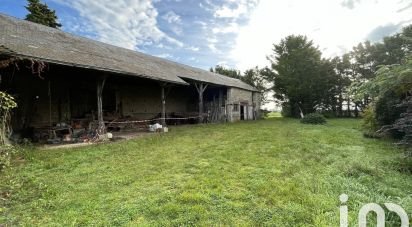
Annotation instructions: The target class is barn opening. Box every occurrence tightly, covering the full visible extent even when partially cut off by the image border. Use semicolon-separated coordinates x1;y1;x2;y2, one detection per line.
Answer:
0;14;261;144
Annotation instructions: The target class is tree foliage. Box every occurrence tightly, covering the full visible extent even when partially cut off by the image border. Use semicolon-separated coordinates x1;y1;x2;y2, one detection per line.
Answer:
210;65;241;79
0;91;17;145
266;35;345;117
300;113;327;124
0;91;17;171
210;65;268;103
25;0;61;28
358;56;412;145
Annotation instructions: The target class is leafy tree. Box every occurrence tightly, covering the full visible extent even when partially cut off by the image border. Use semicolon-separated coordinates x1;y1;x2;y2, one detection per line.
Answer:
211;65;268;103
242;67;269;103
210;65;241;80
25;0;61;28
358;56;412;146
349;25;412;112
266;35;341;117
333;54;354;117
350;28;410;81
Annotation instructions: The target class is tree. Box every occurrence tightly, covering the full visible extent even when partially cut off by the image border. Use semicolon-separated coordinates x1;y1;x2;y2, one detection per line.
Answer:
350;24;412;113
242;67;269;104
333;54;354;117
211;65;269;103
267;35;340;117
357;56;412;147
210;65;241;80
25;0;61;28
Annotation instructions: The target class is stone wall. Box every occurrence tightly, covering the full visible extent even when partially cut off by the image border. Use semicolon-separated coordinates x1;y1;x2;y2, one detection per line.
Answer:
226;87;260;122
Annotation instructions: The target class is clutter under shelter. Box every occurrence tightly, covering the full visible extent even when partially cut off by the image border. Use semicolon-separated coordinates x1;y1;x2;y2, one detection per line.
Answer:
0;14;261;144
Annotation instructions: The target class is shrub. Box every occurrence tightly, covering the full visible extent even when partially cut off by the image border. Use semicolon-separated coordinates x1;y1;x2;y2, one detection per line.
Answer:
321;111;336;118
361;105;380;138
300;113;326;124
261;109;270;118
0;91;17;172
281;102;292;117
0;91;17;144
375;90;405;126
0;145;16;171
380;96;412;148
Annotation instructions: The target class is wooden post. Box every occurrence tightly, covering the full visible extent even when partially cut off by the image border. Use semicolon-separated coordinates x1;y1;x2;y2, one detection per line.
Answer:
195;83;208;123
159;83;172;126
218;89;223;121
251;92;255;120
97;75;107;135
161;84;166;126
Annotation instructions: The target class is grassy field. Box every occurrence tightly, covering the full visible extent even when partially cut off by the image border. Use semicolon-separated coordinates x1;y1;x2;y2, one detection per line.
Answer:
1;117;411;226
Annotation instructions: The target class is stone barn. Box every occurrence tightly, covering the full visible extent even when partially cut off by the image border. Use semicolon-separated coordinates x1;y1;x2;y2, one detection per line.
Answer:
0;14;260;142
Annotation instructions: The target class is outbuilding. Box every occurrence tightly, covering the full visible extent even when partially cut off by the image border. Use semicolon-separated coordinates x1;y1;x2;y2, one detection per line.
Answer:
0;14;260;141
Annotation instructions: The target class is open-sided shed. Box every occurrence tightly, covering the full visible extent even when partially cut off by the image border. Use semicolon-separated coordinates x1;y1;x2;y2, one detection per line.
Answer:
0;14;260;142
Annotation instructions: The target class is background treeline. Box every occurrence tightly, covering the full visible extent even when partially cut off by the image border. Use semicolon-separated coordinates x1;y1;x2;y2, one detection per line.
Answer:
212;25;412;148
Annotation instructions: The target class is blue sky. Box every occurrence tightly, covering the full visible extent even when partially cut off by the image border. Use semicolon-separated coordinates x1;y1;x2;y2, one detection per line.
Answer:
1;0;412;72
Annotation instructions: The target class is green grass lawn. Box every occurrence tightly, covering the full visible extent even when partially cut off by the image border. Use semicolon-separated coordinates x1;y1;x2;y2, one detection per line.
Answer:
1;118;411;226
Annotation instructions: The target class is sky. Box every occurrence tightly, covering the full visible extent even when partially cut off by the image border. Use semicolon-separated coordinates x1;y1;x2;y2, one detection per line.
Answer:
1;0;412;72
1;0;411;109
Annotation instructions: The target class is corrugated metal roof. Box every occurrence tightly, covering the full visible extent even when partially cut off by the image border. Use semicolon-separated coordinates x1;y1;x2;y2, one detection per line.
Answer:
0;14;256;91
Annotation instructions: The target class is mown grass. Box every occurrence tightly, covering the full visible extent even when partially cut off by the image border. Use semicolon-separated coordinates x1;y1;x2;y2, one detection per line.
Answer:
1;118;411;226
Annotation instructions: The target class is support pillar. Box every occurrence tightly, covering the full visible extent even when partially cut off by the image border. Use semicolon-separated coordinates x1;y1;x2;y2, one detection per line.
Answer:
218;89;223;121
195;83;208;123
161;84;166;126
97;75;107;135
159;83;172;126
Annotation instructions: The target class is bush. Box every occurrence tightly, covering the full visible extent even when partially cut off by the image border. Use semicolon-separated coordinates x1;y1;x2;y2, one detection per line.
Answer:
375;91;405;126
281;102;292;117
0;91;17;144
261;109;270;118
300;113;326;124
361;105;380;138
0;145;16;171
321;111;336;118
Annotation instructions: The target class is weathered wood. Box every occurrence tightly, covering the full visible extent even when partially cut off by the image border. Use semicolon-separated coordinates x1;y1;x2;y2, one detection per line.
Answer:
48;81;52;129
96;75;107;135
161;84;166;126
218;89;223;121
159;83;173;126
194;83;208;123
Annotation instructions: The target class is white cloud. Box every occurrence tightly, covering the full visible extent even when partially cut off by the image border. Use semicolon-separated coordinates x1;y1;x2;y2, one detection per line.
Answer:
52;0;183;50
216;61;229;67
162;11;182;24
188;57;199;62
214;5;247;18
214;0;258;18
187;46;200;51
155;53;173;59
231;0;412;71
212;22;239;34
207;37;219;53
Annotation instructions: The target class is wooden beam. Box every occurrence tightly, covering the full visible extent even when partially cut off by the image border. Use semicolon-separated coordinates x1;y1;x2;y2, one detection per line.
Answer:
195;83;208;123
159;83;174;126
96;75;107;135
161;83;166;126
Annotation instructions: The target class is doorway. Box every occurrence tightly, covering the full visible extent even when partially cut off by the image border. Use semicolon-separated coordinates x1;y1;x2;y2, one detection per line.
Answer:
240;105;245;120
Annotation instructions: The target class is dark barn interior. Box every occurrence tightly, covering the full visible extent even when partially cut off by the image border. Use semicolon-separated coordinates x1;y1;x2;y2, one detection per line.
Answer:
0;60;231;143
0;14;259;144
